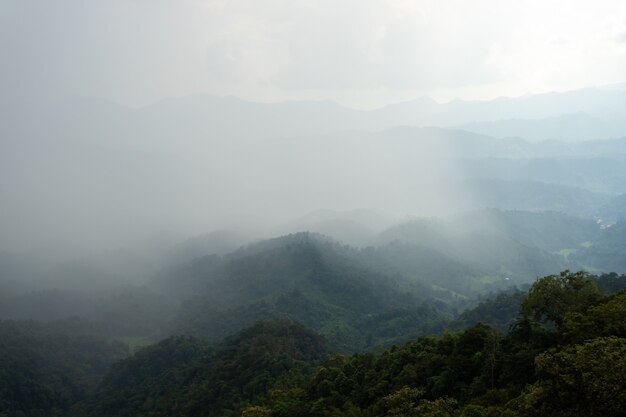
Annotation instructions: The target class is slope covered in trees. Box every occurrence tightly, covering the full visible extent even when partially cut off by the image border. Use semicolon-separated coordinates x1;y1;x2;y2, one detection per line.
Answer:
3;212;620;358
1;270;625;417
375;213;574;283
244;271;626;417
0;320;128;417
80;321;330;417
157;233;452;352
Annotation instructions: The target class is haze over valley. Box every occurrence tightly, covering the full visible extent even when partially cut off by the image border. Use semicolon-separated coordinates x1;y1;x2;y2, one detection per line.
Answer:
2;1;626;416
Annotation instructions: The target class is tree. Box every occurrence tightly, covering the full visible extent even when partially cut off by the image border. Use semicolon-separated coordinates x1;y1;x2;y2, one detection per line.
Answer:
516;337;626;417
521;270;602;327
383;386;425;417
241;405;272;417
382;387;459;417
562;293;626;342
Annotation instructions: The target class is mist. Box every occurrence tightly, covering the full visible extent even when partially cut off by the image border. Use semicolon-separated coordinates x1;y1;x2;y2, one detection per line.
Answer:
4;92;626;256
4;3;626;415
2;0;626;258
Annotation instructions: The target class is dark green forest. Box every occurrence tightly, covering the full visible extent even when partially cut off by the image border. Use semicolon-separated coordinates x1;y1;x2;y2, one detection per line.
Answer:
0;320;128;417
5;213;616;354
1;270;624;417
5;8;626;417
2;215;626;417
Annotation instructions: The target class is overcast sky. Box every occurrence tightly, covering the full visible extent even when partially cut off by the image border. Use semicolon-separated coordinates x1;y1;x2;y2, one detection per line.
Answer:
2;0;626;109
3;0;626;257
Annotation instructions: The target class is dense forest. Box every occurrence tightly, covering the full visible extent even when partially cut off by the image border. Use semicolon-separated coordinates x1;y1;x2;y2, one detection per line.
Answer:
2;223;625;417
1;270;624;417
5;3;626;416
4;210;620;354
0;320;128;417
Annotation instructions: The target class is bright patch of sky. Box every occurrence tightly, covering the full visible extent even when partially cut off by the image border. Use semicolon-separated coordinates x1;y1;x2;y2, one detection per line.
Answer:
2;0;626;108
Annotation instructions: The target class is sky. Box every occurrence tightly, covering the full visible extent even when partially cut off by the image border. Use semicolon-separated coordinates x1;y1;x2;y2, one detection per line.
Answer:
2;0;626;259
2;0;626;109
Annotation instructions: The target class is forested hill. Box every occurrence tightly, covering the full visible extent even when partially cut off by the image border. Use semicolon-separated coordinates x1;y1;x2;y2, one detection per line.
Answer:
79;321;330;417
2;214;619;356
152;224;594;354
0;320;128;417
1;271;625;417
156;232;451;352
449;272;626;333
237;272;626;417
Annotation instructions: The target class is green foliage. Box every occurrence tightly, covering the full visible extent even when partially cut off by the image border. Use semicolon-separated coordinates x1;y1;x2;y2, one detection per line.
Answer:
357;241;480;296
0;320;127;417
459;404;518;417
0;286;177;338
413;397;459;417
451;289;526;332
375;213;571;285
521;270;603;327
163;233;451;352
87;335;213;417
249;271;626;417
241;406;272;417
515;337;626;417
562;293;626;342
3;269;626;417
81;320;330;417
253;323;506;416
573;221;626;273
593;272;626;294
382;386;426;417
382;387;459;417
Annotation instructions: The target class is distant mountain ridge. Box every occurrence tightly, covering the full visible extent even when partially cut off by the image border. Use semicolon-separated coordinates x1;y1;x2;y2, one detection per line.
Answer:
457;112;626;142
5;87;626;255
5;86;626;151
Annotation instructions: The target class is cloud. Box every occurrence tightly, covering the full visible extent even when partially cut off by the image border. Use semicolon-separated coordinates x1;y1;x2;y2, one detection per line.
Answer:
200;0;500;91
1;0;626;107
